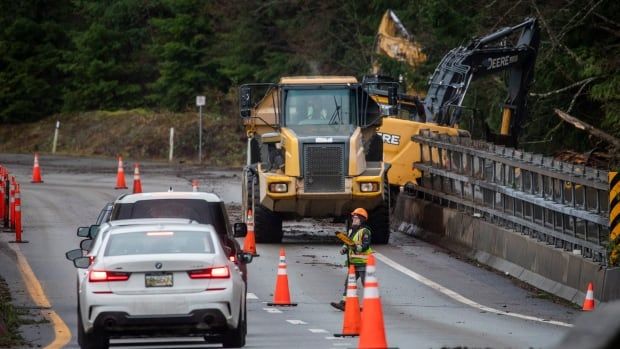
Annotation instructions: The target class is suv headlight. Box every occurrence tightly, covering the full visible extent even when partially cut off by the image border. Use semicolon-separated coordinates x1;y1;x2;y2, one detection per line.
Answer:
269;183;288;193
360;182;379;192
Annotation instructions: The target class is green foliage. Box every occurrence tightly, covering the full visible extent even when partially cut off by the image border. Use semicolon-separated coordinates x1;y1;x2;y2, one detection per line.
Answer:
0;0;618;156
0;0;73;123
149;0;225;111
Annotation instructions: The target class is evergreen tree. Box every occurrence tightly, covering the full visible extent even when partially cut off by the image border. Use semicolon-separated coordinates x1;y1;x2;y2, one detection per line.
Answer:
0;0;73;122
149;0;223;111
61;0;164;111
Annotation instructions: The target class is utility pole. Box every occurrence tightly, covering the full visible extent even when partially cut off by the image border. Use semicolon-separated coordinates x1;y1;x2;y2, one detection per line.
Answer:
196;96;206;163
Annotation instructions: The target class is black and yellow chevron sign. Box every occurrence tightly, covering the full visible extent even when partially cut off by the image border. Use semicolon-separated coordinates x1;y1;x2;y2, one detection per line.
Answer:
611;172;620;240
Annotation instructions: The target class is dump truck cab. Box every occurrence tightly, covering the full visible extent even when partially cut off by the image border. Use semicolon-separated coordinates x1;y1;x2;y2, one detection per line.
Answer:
239;76;391;244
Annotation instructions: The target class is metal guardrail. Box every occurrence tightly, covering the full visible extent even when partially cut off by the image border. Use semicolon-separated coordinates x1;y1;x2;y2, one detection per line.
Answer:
407;130;610;265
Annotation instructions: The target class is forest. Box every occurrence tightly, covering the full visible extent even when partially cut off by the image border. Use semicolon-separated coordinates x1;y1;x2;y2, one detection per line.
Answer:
0;0;618;156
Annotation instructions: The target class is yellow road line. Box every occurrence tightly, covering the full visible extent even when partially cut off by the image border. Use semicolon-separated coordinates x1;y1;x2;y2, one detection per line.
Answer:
10;243;71;348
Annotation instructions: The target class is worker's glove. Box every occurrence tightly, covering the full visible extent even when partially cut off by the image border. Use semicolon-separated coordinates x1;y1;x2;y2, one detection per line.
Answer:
355;244;363;253
340;246;348;255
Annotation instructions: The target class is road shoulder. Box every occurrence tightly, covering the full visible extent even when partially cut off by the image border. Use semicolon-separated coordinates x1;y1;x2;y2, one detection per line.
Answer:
0;233;56;348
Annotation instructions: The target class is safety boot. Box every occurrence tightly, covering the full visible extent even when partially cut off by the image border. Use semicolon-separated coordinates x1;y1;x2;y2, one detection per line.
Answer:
330;300;345;311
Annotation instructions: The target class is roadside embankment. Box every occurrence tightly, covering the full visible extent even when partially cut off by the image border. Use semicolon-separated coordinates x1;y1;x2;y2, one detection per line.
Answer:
0;110;246;167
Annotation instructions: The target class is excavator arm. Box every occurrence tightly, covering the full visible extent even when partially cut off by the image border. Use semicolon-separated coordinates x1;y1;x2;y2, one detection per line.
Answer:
423;17;540;145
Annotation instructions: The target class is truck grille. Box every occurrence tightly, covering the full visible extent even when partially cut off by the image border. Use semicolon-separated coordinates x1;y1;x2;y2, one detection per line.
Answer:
303;144;345;192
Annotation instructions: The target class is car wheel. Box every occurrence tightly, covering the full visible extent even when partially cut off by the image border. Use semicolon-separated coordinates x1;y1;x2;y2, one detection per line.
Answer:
221;301;247;348
77;307;109;349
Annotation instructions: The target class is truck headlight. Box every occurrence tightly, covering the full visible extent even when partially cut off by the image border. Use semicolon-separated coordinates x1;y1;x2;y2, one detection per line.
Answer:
360;182;379;192
269;183;288;193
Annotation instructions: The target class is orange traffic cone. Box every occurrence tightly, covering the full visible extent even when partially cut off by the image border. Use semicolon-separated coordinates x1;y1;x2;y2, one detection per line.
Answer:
267;248;297;307
358;254;389;349
192;179;199;192
243;209;259;256
334;265;361;337
582;282;595;311
9;184;27;243
31;153;43;183
132;163;142;193
114;157;128;189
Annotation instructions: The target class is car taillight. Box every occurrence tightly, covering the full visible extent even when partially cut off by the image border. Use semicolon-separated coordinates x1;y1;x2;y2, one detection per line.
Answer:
188;266;230;279
89;270;130;282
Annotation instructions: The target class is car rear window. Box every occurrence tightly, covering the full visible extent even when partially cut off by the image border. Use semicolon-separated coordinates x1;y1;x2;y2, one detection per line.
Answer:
105;231;215;256
111;199;228;237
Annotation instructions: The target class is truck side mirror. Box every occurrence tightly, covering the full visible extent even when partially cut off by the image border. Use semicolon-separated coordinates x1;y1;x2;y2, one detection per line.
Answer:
387;86;397;106
234;223;248;237
240;86;252;118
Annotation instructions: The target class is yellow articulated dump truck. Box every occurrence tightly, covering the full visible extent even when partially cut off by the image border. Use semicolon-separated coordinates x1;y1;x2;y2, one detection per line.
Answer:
239;76;392;244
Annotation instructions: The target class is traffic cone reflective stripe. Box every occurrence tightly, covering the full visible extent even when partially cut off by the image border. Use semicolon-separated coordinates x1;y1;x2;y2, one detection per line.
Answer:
334;265;361;337
115;157;128;189
358;254;388;349
132;163;142;193
243;209;258;256
31;153;43;183
582;282;595;311
268;248;297;306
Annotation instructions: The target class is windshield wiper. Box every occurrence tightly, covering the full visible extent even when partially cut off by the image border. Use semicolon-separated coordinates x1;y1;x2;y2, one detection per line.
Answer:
329;96;342;125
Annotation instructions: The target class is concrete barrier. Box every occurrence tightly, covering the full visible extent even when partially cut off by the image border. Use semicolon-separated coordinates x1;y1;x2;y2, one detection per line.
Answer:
392;194;620;303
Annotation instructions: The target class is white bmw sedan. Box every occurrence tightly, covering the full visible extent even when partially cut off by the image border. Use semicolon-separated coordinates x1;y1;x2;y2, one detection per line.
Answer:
71;223;249;349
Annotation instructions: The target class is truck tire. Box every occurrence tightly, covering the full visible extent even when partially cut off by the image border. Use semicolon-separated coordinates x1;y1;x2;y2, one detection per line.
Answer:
368;177;390;245
247;172;283;243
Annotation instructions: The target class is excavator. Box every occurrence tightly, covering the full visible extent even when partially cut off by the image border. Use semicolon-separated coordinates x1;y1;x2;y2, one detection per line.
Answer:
370;16;540;195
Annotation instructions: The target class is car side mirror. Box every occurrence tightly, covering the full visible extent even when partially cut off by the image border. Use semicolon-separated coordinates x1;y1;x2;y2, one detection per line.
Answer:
80;239;93;251
73;256;91;269
240;86;252;118
88;224;100;238
239;252;253;264
65;248;83;261
77;226;90;237
234;223;247;237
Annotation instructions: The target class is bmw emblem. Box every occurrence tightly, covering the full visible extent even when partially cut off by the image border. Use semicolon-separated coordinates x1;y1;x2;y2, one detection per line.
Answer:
155;262;163;270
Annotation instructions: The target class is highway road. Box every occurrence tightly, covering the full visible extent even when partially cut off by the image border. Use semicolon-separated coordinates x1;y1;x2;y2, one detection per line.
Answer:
0;154;578;348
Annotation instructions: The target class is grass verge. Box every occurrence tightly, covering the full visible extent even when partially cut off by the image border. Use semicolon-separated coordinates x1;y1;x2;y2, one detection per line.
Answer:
0;276;24;347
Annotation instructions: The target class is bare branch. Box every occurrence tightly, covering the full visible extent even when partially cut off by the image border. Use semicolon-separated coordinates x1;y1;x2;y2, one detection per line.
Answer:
531;0;584;65
594;12;620;28
567;78;594;113
558;0;605;41
530;77;597;97
554;109;620;149
594;24;620;38
490;0;523;31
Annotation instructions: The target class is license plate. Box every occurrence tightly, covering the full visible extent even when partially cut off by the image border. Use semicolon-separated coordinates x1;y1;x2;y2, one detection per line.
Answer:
145;273;173;287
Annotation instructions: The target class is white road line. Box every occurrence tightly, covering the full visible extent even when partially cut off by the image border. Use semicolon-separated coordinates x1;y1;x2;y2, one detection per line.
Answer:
286;319;308;325
374;252;573;328
247;292;258;299
308;328;329;333
332;342;352;346
263;307;283;314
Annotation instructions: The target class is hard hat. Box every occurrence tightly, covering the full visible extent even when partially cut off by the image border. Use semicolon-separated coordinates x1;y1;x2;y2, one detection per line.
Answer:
351;208;368;220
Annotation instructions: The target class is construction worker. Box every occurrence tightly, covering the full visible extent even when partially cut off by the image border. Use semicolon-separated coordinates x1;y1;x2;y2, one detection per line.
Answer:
330;207;372;311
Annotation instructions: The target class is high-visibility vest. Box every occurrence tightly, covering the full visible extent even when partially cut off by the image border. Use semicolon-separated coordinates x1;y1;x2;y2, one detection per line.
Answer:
348;227;372;265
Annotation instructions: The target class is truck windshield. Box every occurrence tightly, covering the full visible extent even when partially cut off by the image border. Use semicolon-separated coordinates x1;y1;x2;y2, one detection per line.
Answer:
284;89;355;128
